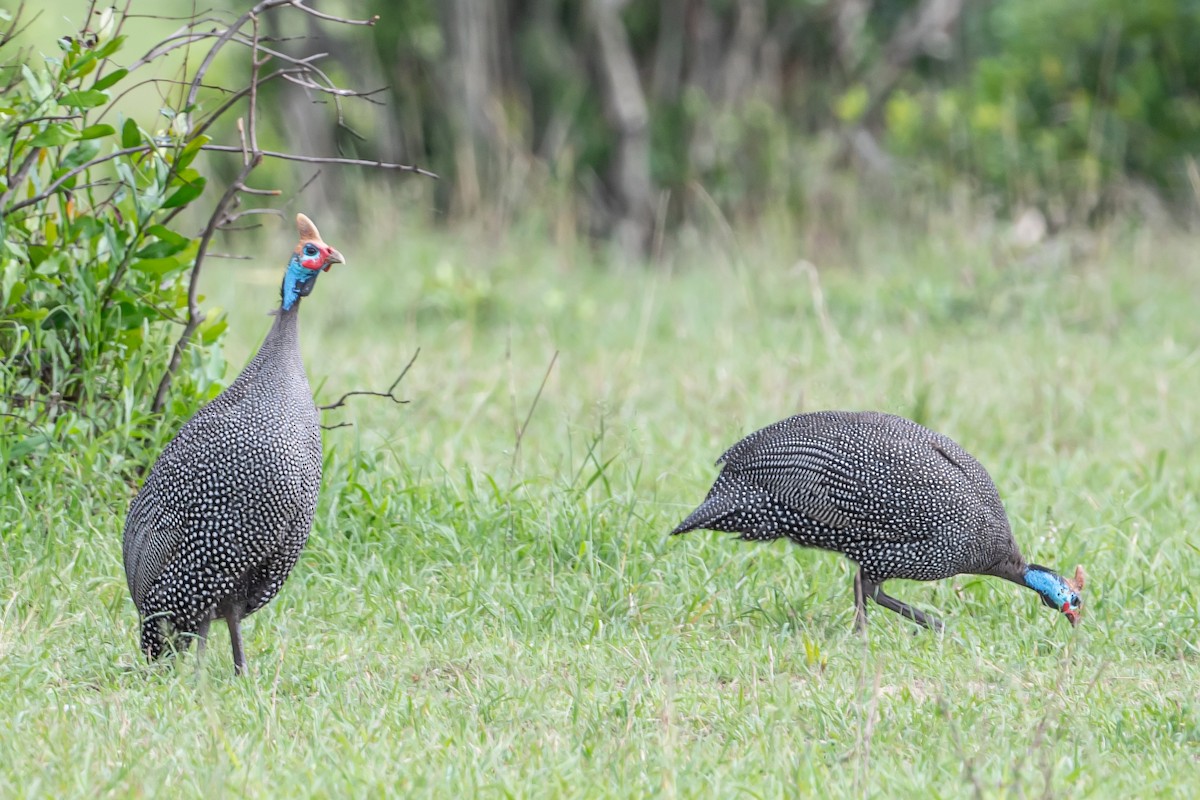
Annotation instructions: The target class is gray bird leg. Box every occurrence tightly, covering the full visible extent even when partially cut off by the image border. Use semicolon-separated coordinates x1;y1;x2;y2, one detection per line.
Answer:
858;574;945;632
854;570;869;632
195;617;212;659
225;609;246;676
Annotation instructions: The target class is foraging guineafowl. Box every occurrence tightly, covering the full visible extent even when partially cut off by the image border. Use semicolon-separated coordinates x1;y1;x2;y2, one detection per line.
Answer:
123;213;343;674
673;411;1084;631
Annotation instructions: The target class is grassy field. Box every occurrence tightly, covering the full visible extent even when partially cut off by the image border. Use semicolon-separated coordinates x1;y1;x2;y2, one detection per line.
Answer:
3;204;1200;797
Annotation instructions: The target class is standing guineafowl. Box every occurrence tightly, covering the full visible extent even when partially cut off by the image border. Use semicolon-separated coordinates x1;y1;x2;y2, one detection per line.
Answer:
673;411;1084;631
123;213;343;674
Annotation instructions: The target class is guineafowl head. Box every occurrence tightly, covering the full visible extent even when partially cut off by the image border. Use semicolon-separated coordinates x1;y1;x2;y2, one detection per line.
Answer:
1024;564;1085;625
281;213;344;310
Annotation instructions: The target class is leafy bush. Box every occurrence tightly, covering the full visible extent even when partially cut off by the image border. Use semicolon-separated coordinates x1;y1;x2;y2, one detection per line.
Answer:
0;10;224;470
0;4;428;475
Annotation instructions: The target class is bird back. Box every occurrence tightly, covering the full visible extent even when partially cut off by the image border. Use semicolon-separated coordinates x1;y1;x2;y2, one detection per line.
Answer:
674;412;1016;579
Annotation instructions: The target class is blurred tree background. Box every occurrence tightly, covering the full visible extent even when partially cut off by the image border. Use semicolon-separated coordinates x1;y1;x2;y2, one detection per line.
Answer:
3;0;1199;459
14;0;1199;252
260;0;1200;251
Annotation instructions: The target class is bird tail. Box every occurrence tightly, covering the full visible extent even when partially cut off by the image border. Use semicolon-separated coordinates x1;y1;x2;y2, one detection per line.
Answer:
671;476;774;536
672;494;737;535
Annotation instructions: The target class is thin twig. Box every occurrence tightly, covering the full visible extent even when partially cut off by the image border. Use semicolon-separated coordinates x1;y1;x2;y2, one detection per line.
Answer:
280;72;388;103
510;350;559;473
318;349;420;413
0;2;39;51
3;145;152;216
290;2;378;26
5;143;434;219
186;66;311;138
247;13;262;156
0;149;39;212
5;115;81;184
198;145;439;178
220;208;284;227
184;0;289;108
151;152;262;413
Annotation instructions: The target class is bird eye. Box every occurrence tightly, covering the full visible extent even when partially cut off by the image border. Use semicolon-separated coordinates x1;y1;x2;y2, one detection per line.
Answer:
303;244;318;257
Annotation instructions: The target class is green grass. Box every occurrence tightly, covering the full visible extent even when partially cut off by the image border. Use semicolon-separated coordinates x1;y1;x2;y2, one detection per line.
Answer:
4;206;1200;797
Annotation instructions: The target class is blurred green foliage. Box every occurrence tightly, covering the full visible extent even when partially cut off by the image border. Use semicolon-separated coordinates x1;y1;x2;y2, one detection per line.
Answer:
886;0;1200;217
353;0;1200;227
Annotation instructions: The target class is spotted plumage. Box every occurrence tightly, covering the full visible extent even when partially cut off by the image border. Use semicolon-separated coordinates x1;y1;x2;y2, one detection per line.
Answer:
673;411;1084;630
123;213;344;673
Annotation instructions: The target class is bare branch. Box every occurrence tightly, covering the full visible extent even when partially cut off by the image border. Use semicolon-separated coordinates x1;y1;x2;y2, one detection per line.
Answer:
0;3;40;51
294;169;322;197
290;2;379;27
0;149;39;213
199;145;439;178
247;13;262;157
187;66;310;139
152;151;262;413
3;0;435;414
4;101;435;220
219;207;284;227
318;349;420;413
6;115;82;182
185;0;290;108
182;0;378;110
280;72;388;104
3;145;152;217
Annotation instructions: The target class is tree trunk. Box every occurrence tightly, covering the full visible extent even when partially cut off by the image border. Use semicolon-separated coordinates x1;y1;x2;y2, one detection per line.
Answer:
439;0;507;217
586;0;655;258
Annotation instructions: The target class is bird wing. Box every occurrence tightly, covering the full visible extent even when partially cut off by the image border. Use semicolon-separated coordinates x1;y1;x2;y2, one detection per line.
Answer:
122;410;222;611
718;421;982;543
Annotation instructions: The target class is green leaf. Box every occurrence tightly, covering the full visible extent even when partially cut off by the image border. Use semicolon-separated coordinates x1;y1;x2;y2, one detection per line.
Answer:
28;244;52;266
60;89;109;109
69;54;98;79
62;140;100;169
9;431;53;461
131;256;183;276
162;177;206;208
115;300;162;329
92;35;127;60
30;124;79;147
78;123;115;140
145;224;189;248
1;259;25;306
92;68;127;91
135;239;188;259
46;173;78;193
198;309;228;345
2;240;28;261
11;307;49;322
21;65;48;102
174;134;210;170
121;118;140;148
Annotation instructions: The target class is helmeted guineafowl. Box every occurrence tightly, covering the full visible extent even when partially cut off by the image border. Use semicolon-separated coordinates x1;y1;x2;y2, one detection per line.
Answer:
673;411;1084;631
123;213;344;674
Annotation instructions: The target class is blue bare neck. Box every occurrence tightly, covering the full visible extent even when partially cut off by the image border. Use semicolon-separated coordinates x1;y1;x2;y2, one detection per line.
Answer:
281;255;318;310
1023;565;1064;605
